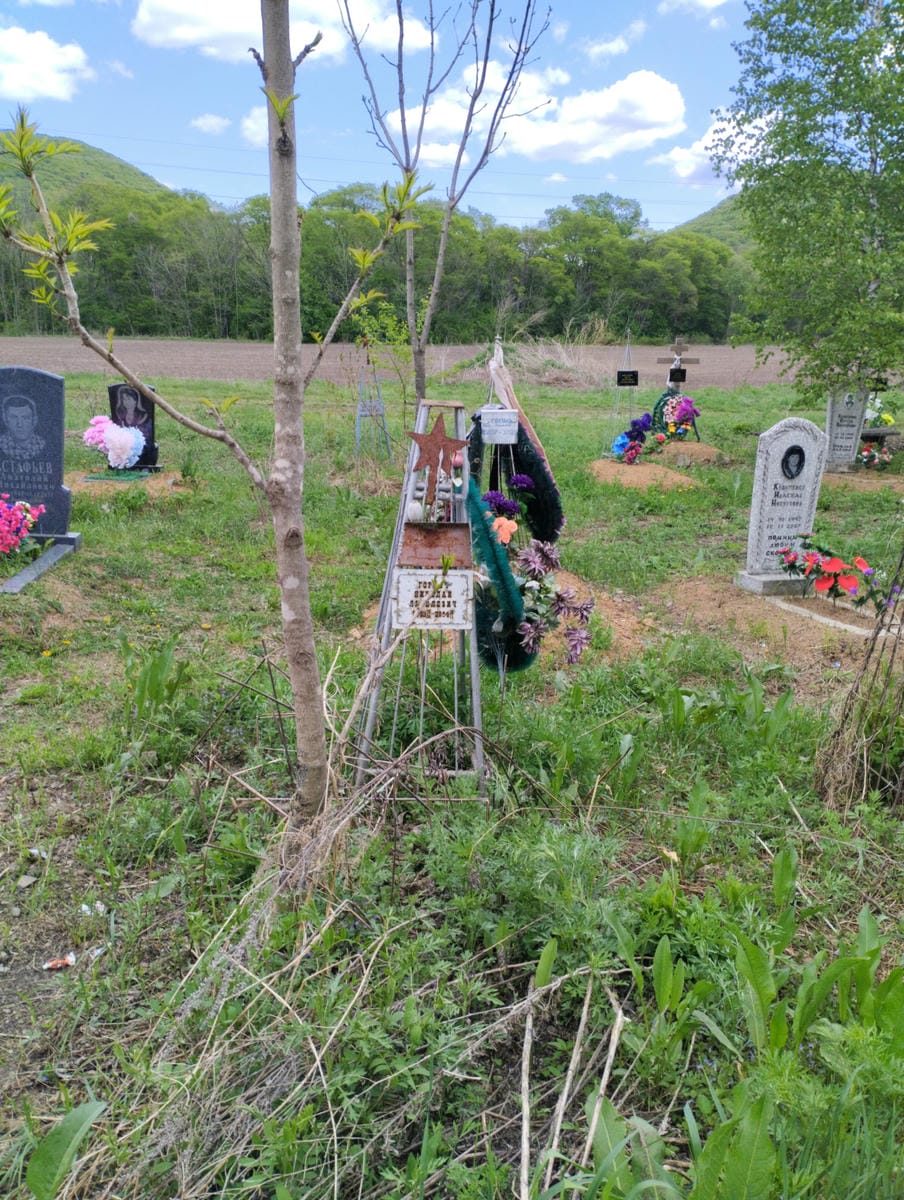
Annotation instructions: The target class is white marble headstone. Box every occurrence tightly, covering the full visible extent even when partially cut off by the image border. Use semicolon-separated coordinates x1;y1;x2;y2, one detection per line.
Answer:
825;389;867;471
736;417;827;595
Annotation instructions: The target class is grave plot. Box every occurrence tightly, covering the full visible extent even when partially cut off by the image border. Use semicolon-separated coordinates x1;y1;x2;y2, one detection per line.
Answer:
736;416;828;595
0;366;81;595
594;336;723;487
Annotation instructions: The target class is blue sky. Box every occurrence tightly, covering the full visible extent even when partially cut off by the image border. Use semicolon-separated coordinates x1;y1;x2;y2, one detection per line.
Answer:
0;0;747;231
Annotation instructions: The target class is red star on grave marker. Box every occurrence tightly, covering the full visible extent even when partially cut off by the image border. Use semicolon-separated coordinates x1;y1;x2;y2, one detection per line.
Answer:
406;415;468;505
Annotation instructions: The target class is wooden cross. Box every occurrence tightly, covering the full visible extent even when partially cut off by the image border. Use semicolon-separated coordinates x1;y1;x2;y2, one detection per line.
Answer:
656;335;700;366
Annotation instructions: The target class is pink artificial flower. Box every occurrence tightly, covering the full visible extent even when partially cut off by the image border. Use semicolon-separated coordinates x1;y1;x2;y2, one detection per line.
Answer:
83;414;112;450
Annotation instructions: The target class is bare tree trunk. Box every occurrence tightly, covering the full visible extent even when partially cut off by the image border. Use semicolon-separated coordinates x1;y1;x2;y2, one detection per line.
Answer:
340;0;547;402
260;0;328;823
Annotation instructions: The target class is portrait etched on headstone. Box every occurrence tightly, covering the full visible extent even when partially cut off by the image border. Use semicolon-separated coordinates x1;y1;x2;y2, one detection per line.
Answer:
781;445;805;480
0;394;47;459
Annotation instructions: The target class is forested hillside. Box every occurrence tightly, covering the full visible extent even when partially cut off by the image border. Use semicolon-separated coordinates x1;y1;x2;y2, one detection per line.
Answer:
0;137;753;343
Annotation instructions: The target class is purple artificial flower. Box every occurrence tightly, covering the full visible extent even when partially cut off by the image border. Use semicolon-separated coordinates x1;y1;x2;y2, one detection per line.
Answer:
552;587;577;618
628;418;648;444
509;473;535;492
518;618;548;655
564;626;592;664
515;543;548;580
552;590;596;624
674;398;700;424
533;540;561;572
572;596;595;624
482;490;521;518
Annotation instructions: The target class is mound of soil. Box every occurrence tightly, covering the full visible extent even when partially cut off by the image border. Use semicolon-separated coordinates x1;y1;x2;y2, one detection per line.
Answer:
64;470;192;498
590;442;728;488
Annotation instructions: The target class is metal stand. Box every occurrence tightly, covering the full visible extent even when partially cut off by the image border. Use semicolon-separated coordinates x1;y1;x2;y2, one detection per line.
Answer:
355;368;393;461
605;329;640;455
355;399;484;788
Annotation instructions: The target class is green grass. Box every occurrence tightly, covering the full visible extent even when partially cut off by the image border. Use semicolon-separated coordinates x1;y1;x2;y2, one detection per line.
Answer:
1;367;903;1198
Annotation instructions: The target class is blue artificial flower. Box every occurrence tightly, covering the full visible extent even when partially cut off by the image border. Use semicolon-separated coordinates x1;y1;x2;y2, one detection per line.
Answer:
612;433;630;455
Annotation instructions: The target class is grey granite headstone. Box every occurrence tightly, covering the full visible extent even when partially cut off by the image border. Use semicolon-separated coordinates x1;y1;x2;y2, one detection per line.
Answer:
825;388;867;471
736;417;827;595
0;366;78;544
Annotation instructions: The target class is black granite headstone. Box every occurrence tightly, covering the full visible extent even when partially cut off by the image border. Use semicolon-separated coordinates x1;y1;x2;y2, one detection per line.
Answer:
0;366;71;538
108;383;159;469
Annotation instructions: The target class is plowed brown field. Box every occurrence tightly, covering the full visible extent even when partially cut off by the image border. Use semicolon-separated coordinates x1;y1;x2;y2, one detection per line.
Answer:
0;336;792;388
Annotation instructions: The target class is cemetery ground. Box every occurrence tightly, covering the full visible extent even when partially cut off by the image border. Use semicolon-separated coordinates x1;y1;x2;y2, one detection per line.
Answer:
1;341;903;1197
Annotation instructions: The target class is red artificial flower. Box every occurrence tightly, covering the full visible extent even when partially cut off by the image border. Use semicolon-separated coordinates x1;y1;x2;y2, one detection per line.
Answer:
854;556;870;572
803;552;821;576
820;556;850;574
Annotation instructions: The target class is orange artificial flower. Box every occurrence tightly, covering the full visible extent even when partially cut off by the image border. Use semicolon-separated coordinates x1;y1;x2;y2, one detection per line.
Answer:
491;516;517;545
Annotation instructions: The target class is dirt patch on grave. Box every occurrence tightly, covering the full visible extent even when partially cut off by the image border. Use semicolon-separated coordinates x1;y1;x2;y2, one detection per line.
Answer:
64;470;194;497
659;441;733;466
541;573;881;707
821;470;904;495
351;563;876;710
589;457;698;489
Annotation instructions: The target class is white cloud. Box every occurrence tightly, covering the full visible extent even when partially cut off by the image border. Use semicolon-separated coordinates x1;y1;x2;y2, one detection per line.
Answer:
16;0;74;8
240;105;268;147
551;20;569;43
191;113;231;135
648;122;719;184
418;141;463;168
504;69;686;163
389;63;686;169
545;171;567;182
657;0;731;13
108;60;134;79
589;34;630;58
132;0;429;64
0;26;95;100
587;20;646;61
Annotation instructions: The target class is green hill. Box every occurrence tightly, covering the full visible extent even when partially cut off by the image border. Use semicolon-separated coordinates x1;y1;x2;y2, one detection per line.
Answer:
0;135;177;217
676;194;753;254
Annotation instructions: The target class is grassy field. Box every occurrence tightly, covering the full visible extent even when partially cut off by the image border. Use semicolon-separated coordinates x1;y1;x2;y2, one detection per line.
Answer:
1;365;903;1199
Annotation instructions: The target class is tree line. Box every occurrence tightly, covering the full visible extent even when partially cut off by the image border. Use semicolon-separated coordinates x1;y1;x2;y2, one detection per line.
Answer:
0;179;750;345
